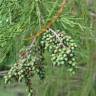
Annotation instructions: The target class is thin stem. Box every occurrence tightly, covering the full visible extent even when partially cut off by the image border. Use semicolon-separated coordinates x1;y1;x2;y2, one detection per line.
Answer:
49;28;62;43
49;28;66;48
9;8;12;24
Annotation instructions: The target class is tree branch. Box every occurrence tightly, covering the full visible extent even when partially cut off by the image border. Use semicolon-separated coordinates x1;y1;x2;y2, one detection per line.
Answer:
25;0;67;41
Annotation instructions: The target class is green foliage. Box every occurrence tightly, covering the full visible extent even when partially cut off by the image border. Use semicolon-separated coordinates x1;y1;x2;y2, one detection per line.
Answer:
0;0;96;96
4;29;77;96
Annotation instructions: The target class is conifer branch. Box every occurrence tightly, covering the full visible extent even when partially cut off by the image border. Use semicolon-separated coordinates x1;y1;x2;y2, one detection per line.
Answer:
26;0;67;41
22;0;68;57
